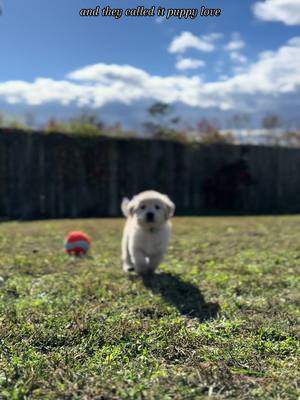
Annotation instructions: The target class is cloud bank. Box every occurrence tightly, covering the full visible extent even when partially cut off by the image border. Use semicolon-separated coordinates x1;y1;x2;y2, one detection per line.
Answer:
253;0;300;25
0;37;299;113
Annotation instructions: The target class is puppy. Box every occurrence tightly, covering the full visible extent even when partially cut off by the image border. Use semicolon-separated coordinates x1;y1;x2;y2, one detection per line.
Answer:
121;190;175;275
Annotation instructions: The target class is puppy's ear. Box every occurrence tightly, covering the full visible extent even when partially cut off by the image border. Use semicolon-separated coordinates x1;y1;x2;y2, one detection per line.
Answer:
121;198;130;217
121;197;135;217
163;195;175;219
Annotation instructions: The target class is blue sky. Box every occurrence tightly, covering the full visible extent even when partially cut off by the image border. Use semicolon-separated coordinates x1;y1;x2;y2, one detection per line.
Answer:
0;0;300;128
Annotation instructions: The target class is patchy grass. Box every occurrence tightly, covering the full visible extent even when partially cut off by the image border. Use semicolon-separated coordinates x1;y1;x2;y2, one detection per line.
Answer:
0;216;299;399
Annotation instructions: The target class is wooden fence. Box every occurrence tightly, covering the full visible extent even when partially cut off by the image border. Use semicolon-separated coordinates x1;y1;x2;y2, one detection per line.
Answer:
1;129;300;219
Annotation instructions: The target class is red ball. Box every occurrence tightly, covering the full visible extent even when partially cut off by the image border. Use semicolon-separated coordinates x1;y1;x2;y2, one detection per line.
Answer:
64;231;91;256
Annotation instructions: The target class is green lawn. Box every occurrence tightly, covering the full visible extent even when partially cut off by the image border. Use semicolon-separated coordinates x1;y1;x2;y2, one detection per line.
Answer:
0;217;299;399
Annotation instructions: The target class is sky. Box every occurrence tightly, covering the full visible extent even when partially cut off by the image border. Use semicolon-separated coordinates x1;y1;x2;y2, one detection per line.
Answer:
0;0;300;129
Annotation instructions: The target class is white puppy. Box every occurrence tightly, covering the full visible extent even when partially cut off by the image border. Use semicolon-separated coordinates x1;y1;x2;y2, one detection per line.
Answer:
121;190;175;275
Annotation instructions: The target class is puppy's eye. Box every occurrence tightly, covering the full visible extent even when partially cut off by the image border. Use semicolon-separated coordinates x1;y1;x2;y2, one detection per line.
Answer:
155;204;160;210
140;204;146;210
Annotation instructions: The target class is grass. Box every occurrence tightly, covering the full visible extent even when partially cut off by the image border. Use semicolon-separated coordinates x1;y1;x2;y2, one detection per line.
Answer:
0;216;299;399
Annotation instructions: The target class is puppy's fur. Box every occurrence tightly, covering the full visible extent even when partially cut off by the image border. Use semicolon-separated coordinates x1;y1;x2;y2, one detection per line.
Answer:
121;190;175;275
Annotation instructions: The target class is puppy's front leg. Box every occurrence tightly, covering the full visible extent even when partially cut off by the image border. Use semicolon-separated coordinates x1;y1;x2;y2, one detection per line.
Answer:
148;253;164;273
122;232;134;273
132;250;148;275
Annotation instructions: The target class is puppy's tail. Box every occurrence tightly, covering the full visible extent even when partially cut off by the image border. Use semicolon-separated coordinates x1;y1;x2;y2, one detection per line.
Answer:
121;197;130;217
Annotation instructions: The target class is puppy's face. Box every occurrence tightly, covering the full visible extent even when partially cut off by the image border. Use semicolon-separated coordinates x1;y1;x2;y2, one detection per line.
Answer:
122;191;175;228
135;198;169;228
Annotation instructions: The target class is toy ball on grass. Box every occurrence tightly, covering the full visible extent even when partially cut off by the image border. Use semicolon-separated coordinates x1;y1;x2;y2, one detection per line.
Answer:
64;231;91;256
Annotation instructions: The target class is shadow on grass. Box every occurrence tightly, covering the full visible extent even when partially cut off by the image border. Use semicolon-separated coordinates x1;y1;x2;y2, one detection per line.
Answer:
142;272;220;322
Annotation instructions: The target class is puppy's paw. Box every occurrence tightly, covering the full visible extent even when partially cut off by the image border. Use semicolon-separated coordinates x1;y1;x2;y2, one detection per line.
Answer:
123;263;135;273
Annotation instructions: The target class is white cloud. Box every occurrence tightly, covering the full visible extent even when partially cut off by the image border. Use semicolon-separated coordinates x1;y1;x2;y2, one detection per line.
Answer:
168;31;221;53
175;58;205;70
230;52;248;64
219;75;229;81
253;0;300;25
203;32;224;42
224;33;245;51
224;34;248;65
68;64;148;84
0;37;300;112
0;79;89;106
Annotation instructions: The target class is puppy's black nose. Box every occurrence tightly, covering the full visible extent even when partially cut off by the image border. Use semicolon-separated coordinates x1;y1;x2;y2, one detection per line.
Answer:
146;211;154;222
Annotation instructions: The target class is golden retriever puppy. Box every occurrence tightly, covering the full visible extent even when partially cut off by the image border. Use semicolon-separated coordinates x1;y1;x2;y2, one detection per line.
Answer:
121;190;175;275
